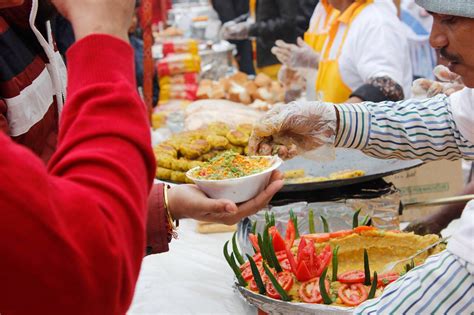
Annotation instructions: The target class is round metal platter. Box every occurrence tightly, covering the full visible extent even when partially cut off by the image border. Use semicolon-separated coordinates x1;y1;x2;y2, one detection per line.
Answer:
236;285;352;315
279;149;423;192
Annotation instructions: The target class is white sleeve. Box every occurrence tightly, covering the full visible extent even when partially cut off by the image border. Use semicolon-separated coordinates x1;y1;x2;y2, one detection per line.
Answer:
351;16;412;96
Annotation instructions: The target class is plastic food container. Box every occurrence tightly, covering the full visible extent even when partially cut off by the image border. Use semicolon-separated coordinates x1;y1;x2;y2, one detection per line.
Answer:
186;156;283;203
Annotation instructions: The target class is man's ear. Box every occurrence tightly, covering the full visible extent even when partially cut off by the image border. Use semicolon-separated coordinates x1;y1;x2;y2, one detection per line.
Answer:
0;0;25;9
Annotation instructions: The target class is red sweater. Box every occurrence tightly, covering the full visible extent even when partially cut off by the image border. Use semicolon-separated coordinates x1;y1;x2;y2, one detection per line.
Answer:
0;35;155;315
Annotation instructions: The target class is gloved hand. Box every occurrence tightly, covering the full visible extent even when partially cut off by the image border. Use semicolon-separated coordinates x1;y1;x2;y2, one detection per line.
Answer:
271;37;320;70
412;65;465;98
249;101;337;160
278;66;306;102
220;20;252;40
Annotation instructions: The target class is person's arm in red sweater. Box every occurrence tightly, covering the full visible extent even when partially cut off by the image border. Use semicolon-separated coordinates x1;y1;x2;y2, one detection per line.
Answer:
0;33;154;315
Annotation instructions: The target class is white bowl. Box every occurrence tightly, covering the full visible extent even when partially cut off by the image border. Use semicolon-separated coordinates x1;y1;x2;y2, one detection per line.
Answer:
186;156;283;203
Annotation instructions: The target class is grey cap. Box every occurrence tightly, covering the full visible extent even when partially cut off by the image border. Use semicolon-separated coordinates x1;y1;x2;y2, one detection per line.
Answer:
415;0;474;18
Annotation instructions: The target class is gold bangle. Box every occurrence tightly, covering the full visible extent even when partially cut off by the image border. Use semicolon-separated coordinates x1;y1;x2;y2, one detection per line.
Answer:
163;185;178;239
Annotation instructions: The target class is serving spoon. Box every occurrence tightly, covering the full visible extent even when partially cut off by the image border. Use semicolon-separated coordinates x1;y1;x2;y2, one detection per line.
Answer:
381;236;450;273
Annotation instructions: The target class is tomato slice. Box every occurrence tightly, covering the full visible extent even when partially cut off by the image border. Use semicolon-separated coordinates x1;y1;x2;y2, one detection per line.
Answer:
338;283;368;306
298;277;330;303
285;246;298;275
338;270;366;284
280;258;292;272
353;226;376;234
249;279;259;292
269;226;287;252
285;219;296;249
249;233;260;252
297;237;307;263
265;271;294;300
329;230;353;239
295;260;312;282
304;233;331;243
241;261;263;281
377;272;400;287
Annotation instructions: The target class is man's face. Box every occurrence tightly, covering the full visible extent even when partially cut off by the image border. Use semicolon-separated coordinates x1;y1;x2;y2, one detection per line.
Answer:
0;0;24;9
430;14;474;87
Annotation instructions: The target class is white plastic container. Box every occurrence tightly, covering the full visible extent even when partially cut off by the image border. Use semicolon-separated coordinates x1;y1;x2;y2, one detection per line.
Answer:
186;156;283;203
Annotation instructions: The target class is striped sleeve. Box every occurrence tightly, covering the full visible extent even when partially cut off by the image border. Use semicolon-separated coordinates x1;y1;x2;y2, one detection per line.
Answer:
335;95;474;162
354;250;474;314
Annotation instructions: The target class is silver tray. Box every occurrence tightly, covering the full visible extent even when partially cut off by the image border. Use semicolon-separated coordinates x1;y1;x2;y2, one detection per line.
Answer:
236;285;352;315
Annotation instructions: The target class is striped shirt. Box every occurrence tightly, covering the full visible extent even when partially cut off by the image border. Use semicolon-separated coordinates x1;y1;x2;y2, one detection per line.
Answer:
335;94;474;161
335;90;474;314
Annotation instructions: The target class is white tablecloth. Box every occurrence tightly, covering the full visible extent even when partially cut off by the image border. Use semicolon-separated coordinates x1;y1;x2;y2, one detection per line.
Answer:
128;219;256;315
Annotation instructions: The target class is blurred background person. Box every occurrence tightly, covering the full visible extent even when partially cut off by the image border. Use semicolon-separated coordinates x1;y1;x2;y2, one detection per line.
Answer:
296;0;319;38
274;0;412;103
220;0;297;79
211;0;255;75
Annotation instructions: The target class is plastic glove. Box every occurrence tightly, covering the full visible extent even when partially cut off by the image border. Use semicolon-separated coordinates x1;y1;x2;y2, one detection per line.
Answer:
278;66;306;102
220;20;252;40
249;101;337;160
271;38;320;70
412;65;465;98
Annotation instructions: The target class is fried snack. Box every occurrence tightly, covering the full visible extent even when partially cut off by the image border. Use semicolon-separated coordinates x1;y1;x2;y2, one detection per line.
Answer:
218;77;232;92
286;176;329;184
206;134;229;149
244;146;249;156
156;167;172;180
170;171;187;183
228;83;252;105
198;150;223;162
229;71;248;85
236;123;253;136
255;87;274;103
329;169;366;180
208;122;230;137
156;153;174;169
283;169;305;179
189;160;205;169
244;81;258;99
210;84;226;99
226;129;249;146
171;158;192;172
179;139;211;160
254;73;272;88
154;143;178;159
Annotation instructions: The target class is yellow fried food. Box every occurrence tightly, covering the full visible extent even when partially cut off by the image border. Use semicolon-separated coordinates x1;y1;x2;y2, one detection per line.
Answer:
206;134;229;149
286;176;329;184
170;171;187;183
156;167;172;180
208;122;230;137
244;146;249;156
198;150;224;161
154;143;178;158
171;158;192;172
329;169;366;180
189;160;205;169
155;153;174;169
179;139;211;159
283;169;305;179
226;129;249;146
236;123;253;136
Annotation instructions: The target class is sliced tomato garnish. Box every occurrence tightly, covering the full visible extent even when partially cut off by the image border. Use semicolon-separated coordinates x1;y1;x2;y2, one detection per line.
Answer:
285;219;296;249
338;283;368;306
241;261;263;281
249;233;260;252
265;271;294;300
295;260;312;282
329;229;353;239
280;258;292;272
249;279;259;292
298;277;330;303
269;226;287;252
338;270;366;284
304;233;331;243
297;237;307;263
377;272;400;287
285;246;298;275
314;245;332;277
239;253;262;271
353;226;376;234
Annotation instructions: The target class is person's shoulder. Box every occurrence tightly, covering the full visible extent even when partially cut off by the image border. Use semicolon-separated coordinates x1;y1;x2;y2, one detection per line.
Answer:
353;2;401;30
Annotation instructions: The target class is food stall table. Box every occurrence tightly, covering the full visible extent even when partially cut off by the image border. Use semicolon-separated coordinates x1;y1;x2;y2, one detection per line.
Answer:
128;219;255;315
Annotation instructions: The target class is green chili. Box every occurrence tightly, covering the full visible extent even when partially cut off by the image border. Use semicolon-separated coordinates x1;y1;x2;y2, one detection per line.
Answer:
368;272;378;299
247;255;266;294
258;234;271;267
352;208;361;229
364;249;371;286
232;232;245;265
267;235;282;273
360;214;370;227
251;220;257;235
319;268;333;305
320;215;329;233
332;245;340;282
308;209;315;234
263;263;291;301
265;212;270;226
223;241;247;286
270;212;276;227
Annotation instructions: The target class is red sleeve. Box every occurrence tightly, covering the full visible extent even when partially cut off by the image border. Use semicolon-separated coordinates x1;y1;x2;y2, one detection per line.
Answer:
146;183;171;254
0;35;155;315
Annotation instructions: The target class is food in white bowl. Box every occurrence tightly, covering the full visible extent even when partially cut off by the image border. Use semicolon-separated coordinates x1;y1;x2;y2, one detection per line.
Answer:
186;151;283;203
